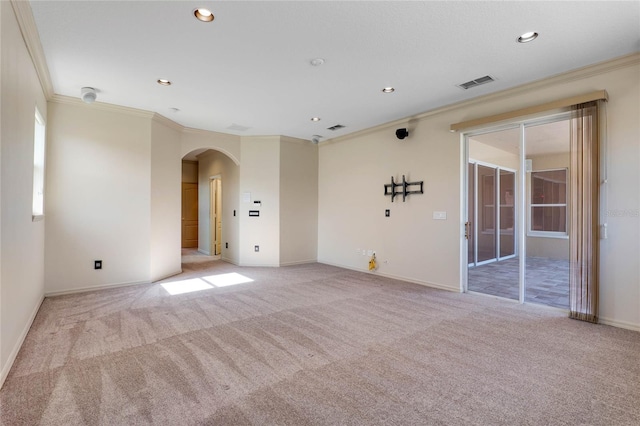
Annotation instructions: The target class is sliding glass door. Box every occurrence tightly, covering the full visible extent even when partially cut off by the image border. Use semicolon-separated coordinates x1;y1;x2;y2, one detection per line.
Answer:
468;162;516;266
464;116;571;309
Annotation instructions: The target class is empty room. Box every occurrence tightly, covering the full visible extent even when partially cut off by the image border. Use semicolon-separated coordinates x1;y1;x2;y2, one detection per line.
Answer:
1;1;639;425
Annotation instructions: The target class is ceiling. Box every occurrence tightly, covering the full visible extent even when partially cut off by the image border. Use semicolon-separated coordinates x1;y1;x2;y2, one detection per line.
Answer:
30;1;639;142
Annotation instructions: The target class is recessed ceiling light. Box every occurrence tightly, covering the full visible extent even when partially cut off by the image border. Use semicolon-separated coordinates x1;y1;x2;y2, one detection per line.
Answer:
311;117;321;122
310;58;325;67
517;31;538;43
157;79;171;86
382;87;395;93
194;8;214;22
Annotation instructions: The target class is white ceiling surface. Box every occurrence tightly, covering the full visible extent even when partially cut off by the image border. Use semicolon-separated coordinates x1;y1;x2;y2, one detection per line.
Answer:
30;1;639;142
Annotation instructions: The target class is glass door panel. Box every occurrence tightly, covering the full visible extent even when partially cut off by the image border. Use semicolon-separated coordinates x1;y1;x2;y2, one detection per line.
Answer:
467;162;475;265
524;119;571;308
499;169;515;258
467;127;520;302
476;165;496;263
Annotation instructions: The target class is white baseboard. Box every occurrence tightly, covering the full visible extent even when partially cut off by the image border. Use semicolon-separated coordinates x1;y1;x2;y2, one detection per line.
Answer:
197;249;211;256
599;316;640;332
1;295;44;389
221;257;238;265
44;280;149;297
280;259;317;267
237;262;279;267
151;269;183;283
317;261;460;293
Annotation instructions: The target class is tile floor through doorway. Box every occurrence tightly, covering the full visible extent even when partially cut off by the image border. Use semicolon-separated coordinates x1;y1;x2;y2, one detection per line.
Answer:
468;257;569;309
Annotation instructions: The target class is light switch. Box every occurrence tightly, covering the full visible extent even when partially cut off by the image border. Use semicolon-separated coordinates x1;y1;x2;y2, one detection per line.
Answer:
433;211;447;220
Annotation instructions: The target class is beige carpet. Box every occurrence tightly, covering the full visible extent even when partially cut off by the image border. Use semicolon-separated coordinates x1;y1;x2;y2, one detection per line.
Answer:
1;260;639;425
180;248;219;264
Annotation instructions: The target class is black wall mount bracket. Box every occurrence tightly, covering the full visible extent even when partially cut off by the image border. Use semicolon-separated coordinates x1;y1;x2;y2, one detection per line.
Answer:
384;175;424;202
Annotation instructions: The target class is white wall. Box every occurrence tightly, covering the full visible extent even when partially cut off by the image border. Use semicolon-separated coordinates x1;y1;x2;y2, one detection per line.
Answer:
197;150;240;264
0;0;47;386
319;55;640;329
45;101;152;294
239;137;280;266
280;137;318;265
150;118;182;281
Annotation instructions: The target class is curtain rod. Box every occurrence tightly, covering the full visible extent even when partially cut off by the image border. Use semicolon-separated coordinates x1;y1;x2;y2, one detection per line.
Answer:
450;90;608;132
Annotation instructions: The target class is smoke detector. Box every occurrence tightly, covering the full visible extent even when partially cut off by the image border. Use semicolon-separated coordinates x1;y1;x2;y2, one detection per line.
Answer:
81;87;97;104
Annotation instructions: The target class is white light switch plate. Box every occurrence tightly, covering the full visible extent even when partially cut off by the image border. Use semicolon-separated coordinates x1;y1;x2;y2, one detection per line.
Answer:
433;211;447;220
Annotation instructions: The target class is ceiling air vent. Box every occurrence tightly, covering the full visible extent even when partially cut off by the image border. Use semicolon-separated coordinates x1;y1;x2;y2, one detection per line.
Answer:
327;124;345;131
457;75;495;90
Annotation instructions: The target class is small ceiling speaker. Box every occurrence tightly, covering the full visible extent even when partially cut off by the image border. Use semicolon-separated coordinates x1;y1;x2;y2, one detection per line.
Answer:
396;128;409;140
81;87;97;104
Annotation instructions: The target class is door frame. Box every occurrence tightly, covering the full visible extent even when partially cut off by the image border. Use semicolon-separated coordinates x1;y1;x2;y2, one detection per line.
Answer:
467;159;518;268
209;175;222;255
460;112;573;304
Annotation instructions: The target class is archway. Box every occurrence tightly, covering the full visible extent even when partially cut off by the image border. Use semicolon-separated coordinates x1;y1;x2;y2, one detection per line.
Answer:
181;148;240;264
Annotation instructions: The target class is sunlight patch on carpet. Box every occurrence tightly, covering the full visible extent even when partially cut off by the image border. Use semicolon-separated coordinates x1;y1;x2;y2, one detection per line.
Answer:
161;278;214;295
161;273;254;295
202;272;254;288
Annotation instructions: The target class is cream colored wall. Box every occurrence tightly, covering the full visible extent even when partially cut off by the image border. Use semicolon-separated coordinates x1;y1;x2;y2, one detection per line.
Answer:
181;161;198;183
279;137;318;265
45;101;151;294
150;119;182;281
0;0;47;386
469;140;518;169
319;55;640;329
319;115;460;290
181;129;240;165
239;137;280;266
197;150;240;264
526;152;570;260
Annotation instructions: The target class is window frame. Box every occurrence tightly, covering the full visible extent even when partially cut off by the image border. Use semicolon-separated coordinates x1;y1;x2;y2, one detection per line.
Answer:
527;167;568;238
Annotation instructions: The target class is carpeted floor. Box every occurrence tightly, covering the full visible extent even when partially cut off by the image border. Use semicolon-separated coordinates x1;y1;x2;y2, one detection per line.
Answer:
1;260;639;425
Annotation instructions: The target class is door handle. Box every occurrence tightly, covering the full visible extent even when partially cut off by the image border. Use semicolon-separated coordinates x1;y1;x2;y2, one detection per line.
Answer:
465;222;471;239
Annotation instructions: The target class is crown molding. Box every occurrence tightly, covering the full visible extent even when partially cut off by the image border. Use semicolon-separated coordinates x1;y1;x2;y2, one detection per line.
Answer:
182;126;242;141
239;135;281;142
11;0;54;99
151;113;184;132
325;52;640;145
49;94;155;119
281;135;314;146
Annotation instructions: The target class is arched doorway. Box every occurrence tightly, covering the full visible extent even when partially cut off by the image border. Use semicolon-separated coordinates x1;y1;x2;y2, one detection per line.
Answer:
181;148;240;264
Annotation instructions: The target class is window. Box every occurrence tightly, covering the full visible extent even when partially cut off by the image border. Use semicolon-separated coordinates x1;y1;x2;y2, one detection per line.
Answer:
529;168;567;236
32;108;46;220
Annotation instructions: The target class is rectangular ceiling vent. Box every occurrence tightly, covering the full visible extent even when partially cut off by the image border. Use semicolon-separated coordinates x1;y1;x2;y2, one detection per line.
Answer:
327;124;345;131
457;75;495;90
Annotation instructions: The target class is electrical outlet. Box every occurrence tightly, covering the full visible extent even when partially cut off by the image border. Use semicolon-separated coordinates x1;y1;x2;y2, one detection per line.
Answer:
254;245;259;252
94;260;102;270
